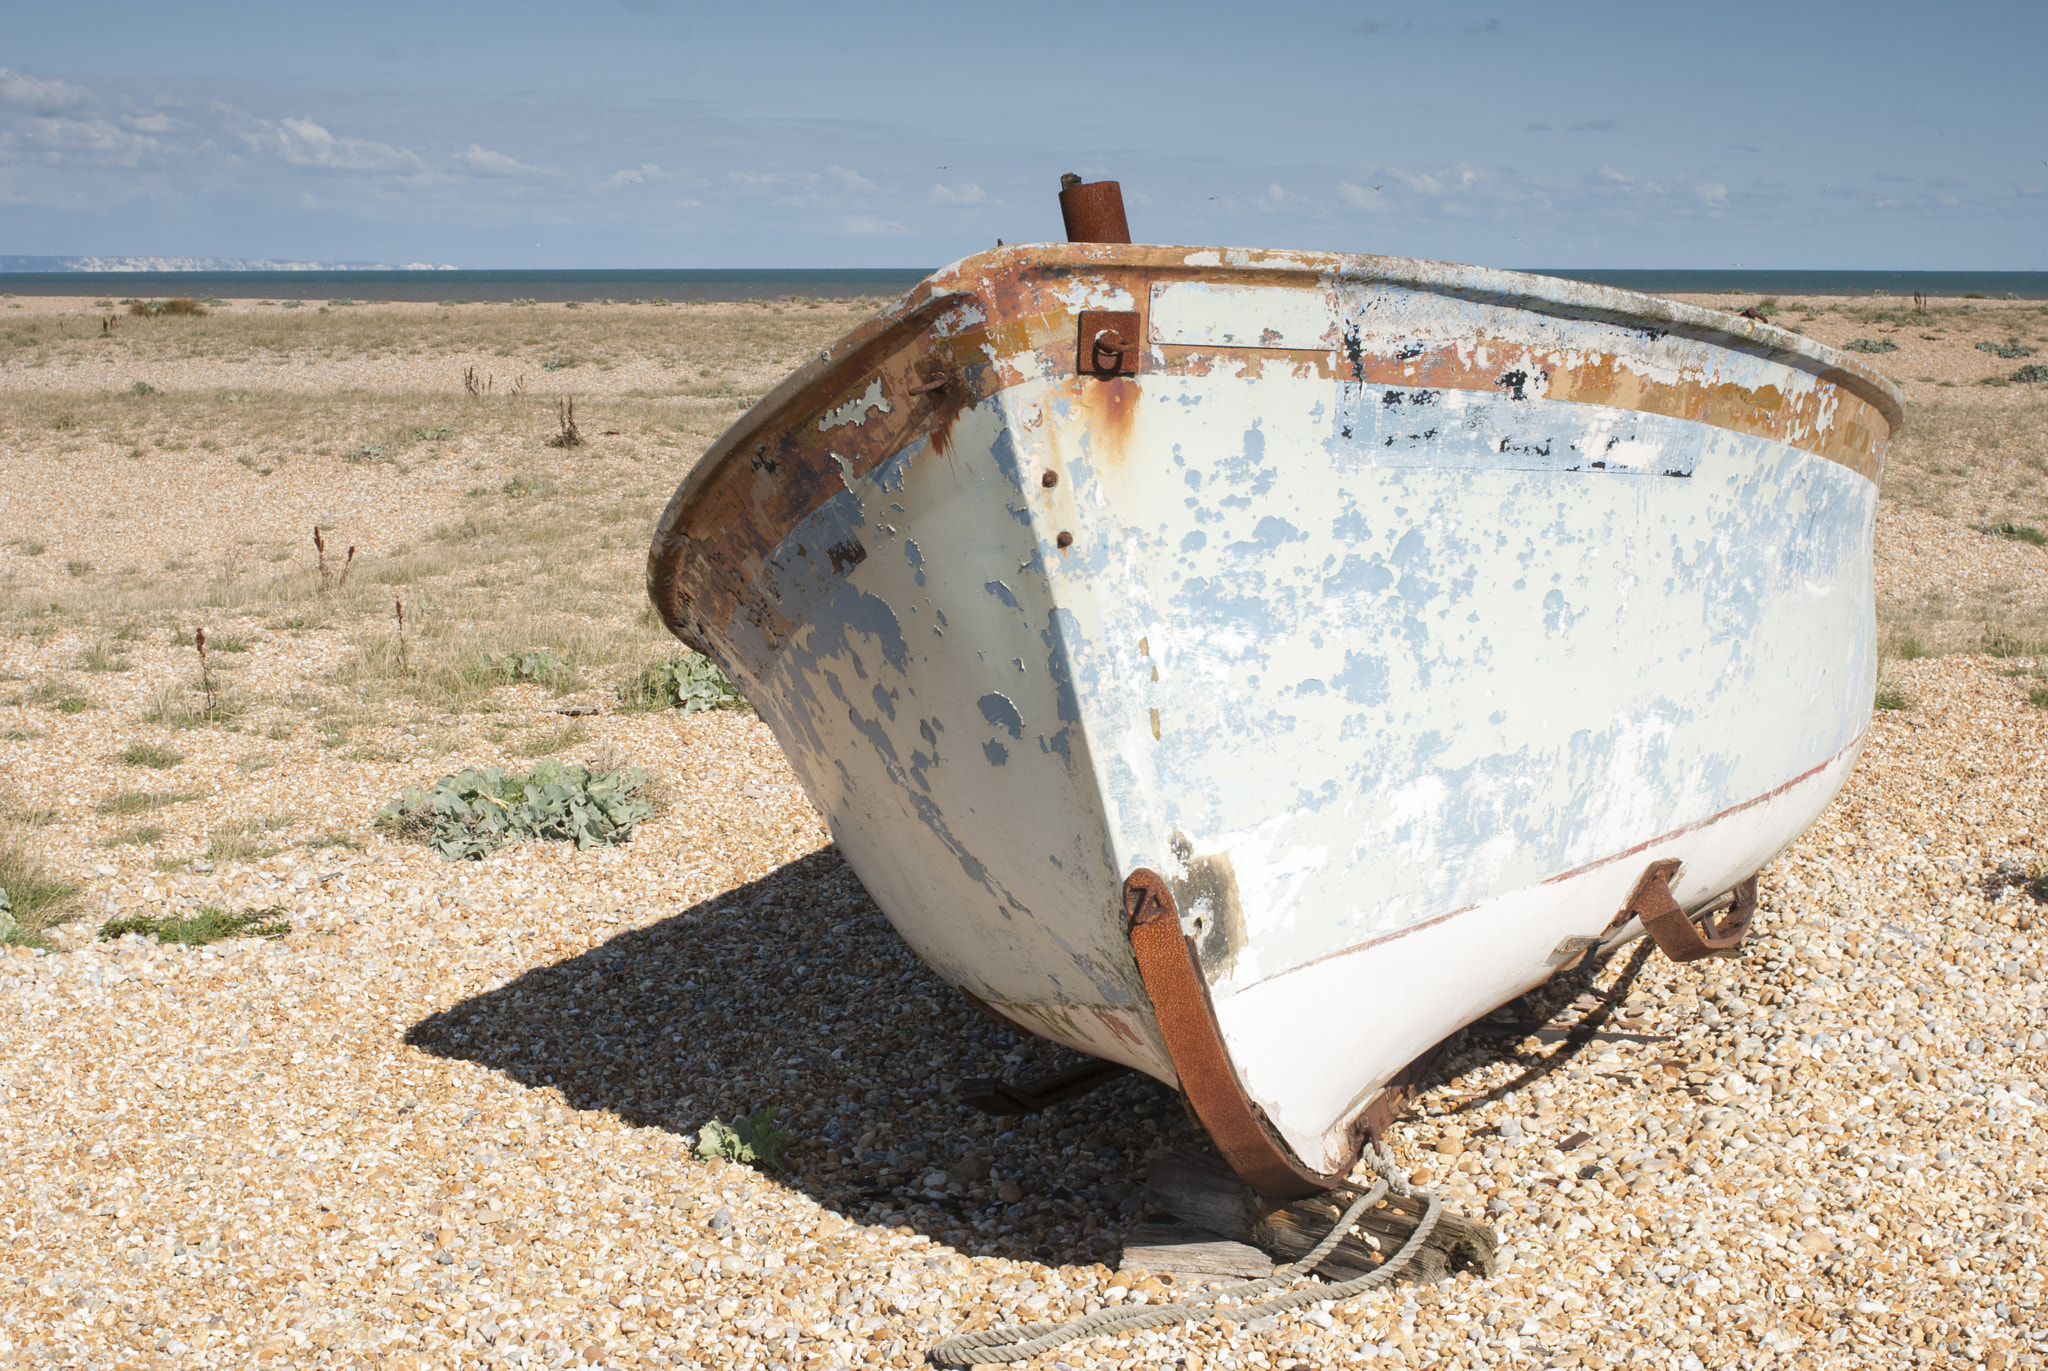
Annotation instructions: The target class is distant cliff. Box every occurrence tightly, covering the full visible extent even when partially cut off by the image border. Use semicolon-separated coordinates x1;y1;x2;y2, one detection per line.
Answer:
0;256;458;272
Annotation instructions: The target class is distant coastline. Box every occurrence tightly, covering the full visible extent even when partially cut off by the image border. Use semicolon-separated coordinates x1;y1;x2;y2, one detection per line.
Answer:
0;264;2041;302
0;267;934;303
0;256;456;273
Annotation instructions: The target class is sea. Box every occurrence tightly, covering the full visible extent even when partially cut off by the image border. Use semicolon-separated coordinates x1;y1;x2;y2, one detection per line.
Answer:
0;266;2043;304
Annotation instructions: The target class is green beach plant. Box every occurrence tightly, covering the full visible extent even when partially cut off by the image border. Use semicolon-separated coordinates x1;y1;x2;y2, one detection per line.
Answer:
377;758;654;860
622;653;747;713
695;1107;789;1171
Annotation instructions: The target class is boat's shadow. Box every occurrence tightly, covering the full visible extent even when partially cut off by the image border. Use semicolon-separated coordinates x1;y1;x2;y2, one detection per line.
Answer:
405;846;1200;1266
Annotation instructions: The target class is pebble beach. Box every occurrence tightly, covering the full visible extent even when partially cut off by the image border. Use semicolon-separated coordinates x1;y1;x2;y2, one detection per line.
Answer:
3;290;2047;1370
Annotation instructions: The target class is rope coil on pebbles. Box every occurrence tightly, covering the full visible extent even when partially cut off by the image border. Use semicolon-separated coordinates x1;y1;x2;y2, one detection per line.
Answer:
930;1144;1445;1366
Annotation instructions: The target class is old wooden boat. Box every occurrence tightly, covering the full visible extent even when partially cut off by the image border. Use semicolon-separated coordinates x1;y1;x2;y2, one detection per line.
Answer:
648;180;1901;1197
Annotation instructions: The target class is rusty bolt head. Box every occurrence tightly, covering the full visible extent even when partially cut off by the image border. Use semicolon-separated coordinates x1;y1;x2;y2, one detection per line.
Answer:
1056;531;1074;549
1041;471;1059;489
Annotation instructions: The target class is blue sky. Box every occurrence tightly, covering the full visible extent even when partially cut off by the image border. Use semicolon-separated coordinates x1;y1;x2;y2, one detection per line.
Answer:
2;0;2042;269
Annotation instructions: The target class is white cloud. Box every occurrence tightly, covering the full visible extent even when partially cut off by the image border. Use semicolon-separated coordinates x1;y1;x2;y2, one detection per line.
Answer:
458;143;550;177
928;181;985;206
829;164;877;193
244;116;425;174
124;112;179;134
1599;164;1631;183
1338;181;1383;209
1694;181;1728;207
1391;168;1445;195
0;69;91;115
600;163;662;188
13;114;159;167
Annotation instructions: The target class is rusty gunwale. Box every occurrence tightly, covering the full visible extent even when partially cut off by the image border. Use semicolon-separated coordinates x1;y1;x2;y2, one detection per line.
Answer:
650;243;1902;658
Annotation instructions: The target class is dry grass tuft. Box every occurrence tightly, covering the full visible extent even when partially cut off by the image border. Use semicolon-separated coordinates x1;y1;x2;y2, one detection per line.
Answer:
128;298;209;318
0;821;80;945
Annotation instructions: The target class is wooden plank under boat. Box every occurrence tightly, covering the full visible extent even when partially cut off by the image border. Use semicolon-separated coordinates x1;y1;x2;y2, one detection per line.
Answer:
647;181;1903;1197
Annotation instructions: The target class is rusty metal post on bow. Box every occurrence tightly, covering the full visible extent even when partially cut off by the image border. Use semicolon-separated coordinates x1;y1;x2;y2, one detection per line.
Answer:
1058;174;1131;244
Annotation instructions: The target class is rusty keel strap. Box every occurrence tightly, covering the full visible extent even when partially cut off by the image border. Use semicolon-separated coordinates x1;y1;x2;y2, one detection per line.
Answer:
1627;860;1757;963
1124;869;1336;1198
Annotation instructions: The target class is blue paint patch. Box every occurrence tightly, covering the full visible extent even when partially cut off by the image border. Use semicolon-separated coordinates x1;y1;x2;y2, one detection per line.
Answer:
1542;587;1584;636
1324;553;1394;599
1333;650;1391;705
846;704;899;764
844;590;911;674
1180;530;1207;553
904;539;926;587
871;682;898;722
1252;515;1306;547
984;580;1020;609
869;444;917;493
1171;575;1286;642
1041;610;1084;724
983;740;1009;766
988;427;1023;487
1229;515;1306;557
1213;423;1272;493
1332;499;1373;545
977;692;1024;739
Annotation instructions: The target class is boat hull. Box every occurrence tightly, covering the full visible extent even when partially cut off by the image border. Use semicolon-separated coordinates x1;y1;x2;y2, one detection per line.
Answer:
649;245;1899;1187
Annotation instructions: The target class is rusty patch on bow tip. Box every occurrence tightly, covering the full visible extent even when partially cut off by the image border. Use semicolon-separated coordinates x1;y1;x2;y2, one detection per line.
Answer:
1124;868;1340;1198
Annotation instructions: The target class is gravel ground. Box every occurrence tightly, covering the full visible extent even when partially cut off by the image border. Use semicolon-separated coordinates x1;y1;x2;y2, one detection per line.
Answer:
7;650;2048;1371
4;298;2048;1370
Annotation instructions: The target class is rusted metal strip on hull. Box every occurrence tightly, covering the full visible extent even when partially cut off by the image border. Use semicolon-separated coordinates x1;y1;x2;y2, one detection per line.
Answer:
1123;868;1335;1199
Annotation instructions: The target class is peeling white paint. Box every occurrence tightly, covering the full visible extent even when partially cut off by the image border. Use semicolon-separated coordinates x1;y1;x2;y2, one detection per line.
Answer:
816;376;891;432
